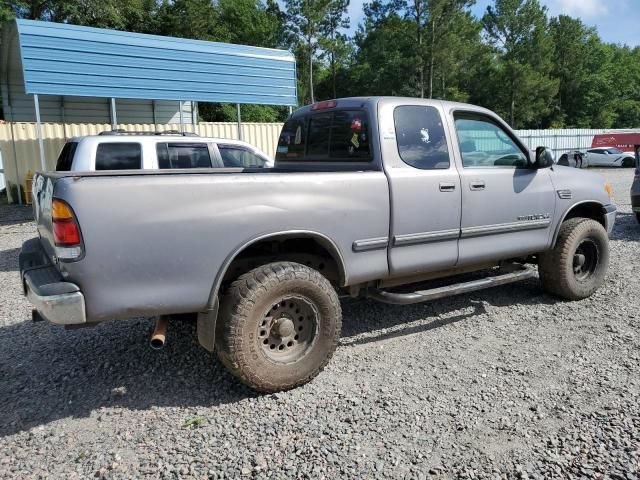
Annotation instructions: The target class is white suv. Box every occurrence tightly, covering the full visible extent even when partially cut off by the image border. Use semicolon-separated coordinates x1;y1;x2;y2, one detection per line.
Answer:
55;131;274;171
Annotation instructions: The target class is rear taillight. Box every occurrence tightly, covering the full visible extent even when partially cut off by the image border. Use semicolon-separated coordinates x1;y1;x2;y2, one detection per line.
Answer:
52;199;82;260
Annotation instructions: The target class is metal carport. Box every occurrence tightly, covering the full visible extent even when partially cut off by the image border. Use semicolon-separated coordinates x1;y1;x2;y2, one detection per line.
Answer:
1;19;297;201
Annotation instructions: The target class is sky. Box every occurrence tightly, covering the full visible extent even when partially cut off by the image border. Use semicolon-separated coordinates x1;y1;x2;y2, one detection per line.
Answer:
341;0;640;47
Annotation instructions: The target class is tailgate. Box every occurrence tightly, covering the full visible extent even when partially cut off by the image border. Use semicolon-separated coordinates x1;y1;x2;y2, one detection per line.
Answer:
31;173;57;262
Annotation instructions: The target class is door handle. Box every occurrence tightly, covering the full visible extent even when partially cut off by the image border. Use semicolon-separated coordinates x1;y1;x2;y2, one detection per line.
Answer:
439;182;456;192
469;180;485;191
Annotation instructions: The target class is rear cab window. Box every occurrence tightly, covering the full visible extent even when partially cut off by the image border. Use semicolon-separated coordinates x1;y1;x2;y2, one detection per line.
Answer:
276;109;371;162
55;142;78;171
95;143;142;170
156;143;212;169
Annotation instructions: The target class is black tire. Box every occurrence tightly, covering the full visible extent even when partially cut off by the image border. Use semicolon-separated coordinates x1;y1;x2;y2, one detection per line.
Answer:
538;218;609;300
215;261;342;392
622;157;635;168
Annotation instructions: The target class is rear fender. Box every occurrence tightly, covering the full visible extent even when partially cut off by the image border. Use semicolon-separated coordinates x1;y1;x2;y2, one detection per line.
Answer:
197;230;346;352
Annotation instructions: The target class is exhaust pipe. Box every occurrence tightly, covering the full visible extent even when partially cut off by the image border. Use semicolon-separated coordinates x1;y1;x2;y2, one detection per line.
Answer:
150;316;169;350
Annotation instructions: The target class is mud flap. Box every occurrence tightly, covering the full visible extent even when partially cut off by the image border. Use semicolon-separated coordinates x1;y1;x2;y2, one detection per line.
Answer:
197;297;219;352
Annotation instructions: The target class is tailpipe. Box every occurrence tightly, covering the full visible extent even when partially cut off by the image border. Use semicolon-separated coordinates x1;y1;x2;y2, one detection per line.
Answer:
150;316;169;350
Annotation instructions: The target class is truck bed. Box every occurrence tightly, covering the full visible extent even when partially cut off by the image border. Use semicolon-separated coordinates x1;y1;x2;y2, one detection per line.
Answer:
32;169;390;322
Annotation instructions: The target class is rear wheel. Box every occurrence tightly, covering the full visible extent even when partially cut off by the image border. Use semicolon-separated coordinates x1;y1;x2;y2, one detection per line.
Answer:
538;218;609;300
216;261;341;392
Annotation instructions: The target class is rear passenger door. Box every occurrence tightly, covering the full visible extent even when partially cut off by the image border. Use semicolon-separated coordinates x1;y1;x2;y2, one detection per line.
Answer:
379;100;462;277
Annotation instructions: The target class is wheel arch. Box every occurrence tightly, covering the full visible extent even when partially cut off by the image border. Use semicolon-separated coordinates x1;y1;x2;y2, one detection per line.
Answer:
197;230;347;352
208;230;347;308
551;201;607;247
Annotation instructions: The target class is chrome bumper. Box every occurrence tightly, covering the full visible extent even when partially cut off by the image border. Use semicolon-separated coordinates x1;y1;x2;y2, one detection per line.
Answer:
20;238;87;325
603;204;617;235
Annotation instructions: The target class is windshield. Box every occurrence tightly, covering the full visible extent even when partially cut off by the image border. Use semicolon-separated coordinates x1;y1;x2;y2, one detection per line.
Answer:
606;147;623;154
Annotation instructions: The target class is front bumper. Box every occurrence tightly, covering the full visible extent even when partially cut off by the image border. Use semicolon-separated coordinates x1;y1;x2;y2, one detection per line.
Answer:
19;238;86;325
603;204;617;235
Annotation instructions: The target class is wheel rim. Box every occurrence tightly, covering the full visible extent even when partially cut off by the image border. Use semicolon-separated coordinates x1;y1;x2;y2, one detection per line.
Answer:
258;295;318;364
573;238;599;281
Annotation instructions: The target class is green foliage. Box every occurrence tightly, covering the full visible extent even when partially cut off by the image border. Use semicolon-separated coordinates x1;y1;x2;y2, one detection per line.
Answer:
482;0;558;128
199;103;289;122
3;0;639;128
182;415;207;429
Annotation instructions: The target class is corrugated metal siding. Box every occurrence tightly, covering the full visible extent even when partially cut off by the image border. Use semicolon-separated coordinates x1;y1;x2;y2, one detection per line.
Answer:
514;128;640;153
464;128;640;154
11;19;297;105
0;121;284;202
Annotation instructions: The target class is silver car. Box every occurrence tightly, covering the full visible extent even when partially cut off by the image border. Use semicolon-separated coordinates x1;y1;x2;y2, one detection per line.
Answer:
585;147;636;168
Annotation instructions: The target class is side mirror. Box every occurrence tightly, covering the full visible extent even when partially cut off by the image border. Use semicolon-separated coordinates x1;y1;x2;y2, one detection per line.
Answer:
534;146;554;169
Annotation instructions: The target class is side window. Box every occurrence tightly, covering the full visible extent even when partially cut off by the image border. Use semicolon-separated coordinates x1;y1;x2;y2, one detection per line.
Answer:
55;142;78;171
157;143;211;169
276;117;306;160
394;106;450;169
218;146;269;168
454;116;528;168
95;143;141;170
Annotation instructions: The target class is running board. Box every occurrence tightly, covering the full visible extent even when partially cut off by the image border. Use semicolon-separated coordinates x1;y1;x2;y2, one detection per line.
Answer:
367;265;536;305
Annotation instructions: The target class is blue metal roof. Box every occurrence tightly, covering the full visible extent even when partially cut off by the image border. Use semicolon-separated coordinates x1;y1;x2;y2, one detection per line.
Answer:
11;19;297;106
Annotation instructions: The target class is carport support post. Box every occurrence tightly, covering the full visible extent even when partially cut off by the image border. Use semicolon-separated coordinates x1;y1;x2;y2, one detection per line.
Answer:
110;98;117;131
178;101;184;134
236;104;243;141
33;95;46;171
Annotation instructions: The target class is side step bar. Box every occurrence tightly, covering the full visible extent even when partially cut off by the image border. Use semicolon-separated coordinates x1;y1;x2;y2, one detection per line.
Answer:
367;265;536;305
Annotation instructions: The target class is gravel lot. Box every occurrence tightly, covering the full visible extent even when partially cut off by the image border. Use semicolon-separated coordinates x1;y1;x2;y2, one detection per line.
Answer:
1;168;638;479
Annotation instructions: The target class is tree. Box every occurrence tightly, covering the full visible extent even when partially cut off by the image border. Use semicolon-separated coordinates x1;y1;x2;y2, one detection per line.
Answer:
483;0;558;127
218;0;287;48
317;0;350;98
423;0;475;99
286;0;334;104
6;0;159;31
351;1;419;97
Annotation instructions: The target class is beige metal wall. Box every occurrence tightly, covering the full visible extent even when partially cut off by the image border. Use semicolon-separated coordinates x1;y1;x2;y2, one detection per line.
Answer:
0;121;283;203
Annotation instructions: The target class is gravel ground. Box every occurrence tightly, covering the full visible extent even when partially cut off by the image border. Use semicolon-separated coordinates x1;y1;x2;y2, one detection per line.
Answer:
0;168;638;479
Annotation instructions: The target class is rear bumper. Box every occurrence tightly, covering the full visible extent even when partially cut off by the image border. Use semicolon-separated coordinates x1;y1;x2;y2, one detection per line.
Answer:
603;204;616;235
20;238;86;325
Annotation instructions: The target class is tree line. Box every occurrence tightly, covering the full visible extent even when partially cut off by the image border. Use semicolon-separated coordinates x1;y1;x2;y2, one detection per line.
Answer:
2;0;639;129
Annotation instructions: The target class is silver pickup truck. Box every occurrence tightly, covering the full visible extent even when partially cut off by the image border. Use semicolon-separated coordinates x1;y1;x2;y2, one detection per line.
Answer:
20;97;616;392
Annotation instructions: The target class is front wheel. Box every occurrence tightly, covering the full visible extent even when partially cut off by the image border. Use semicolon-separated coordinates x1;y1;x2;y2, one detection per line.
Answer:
622;157;635;168
216;262;342;392
538;218;609;300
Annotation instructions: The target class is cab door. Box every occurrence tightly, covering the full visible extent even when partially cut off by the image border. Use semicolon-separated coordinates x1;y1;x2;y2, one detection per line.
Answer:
449;112;556;266
379;100;462;277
